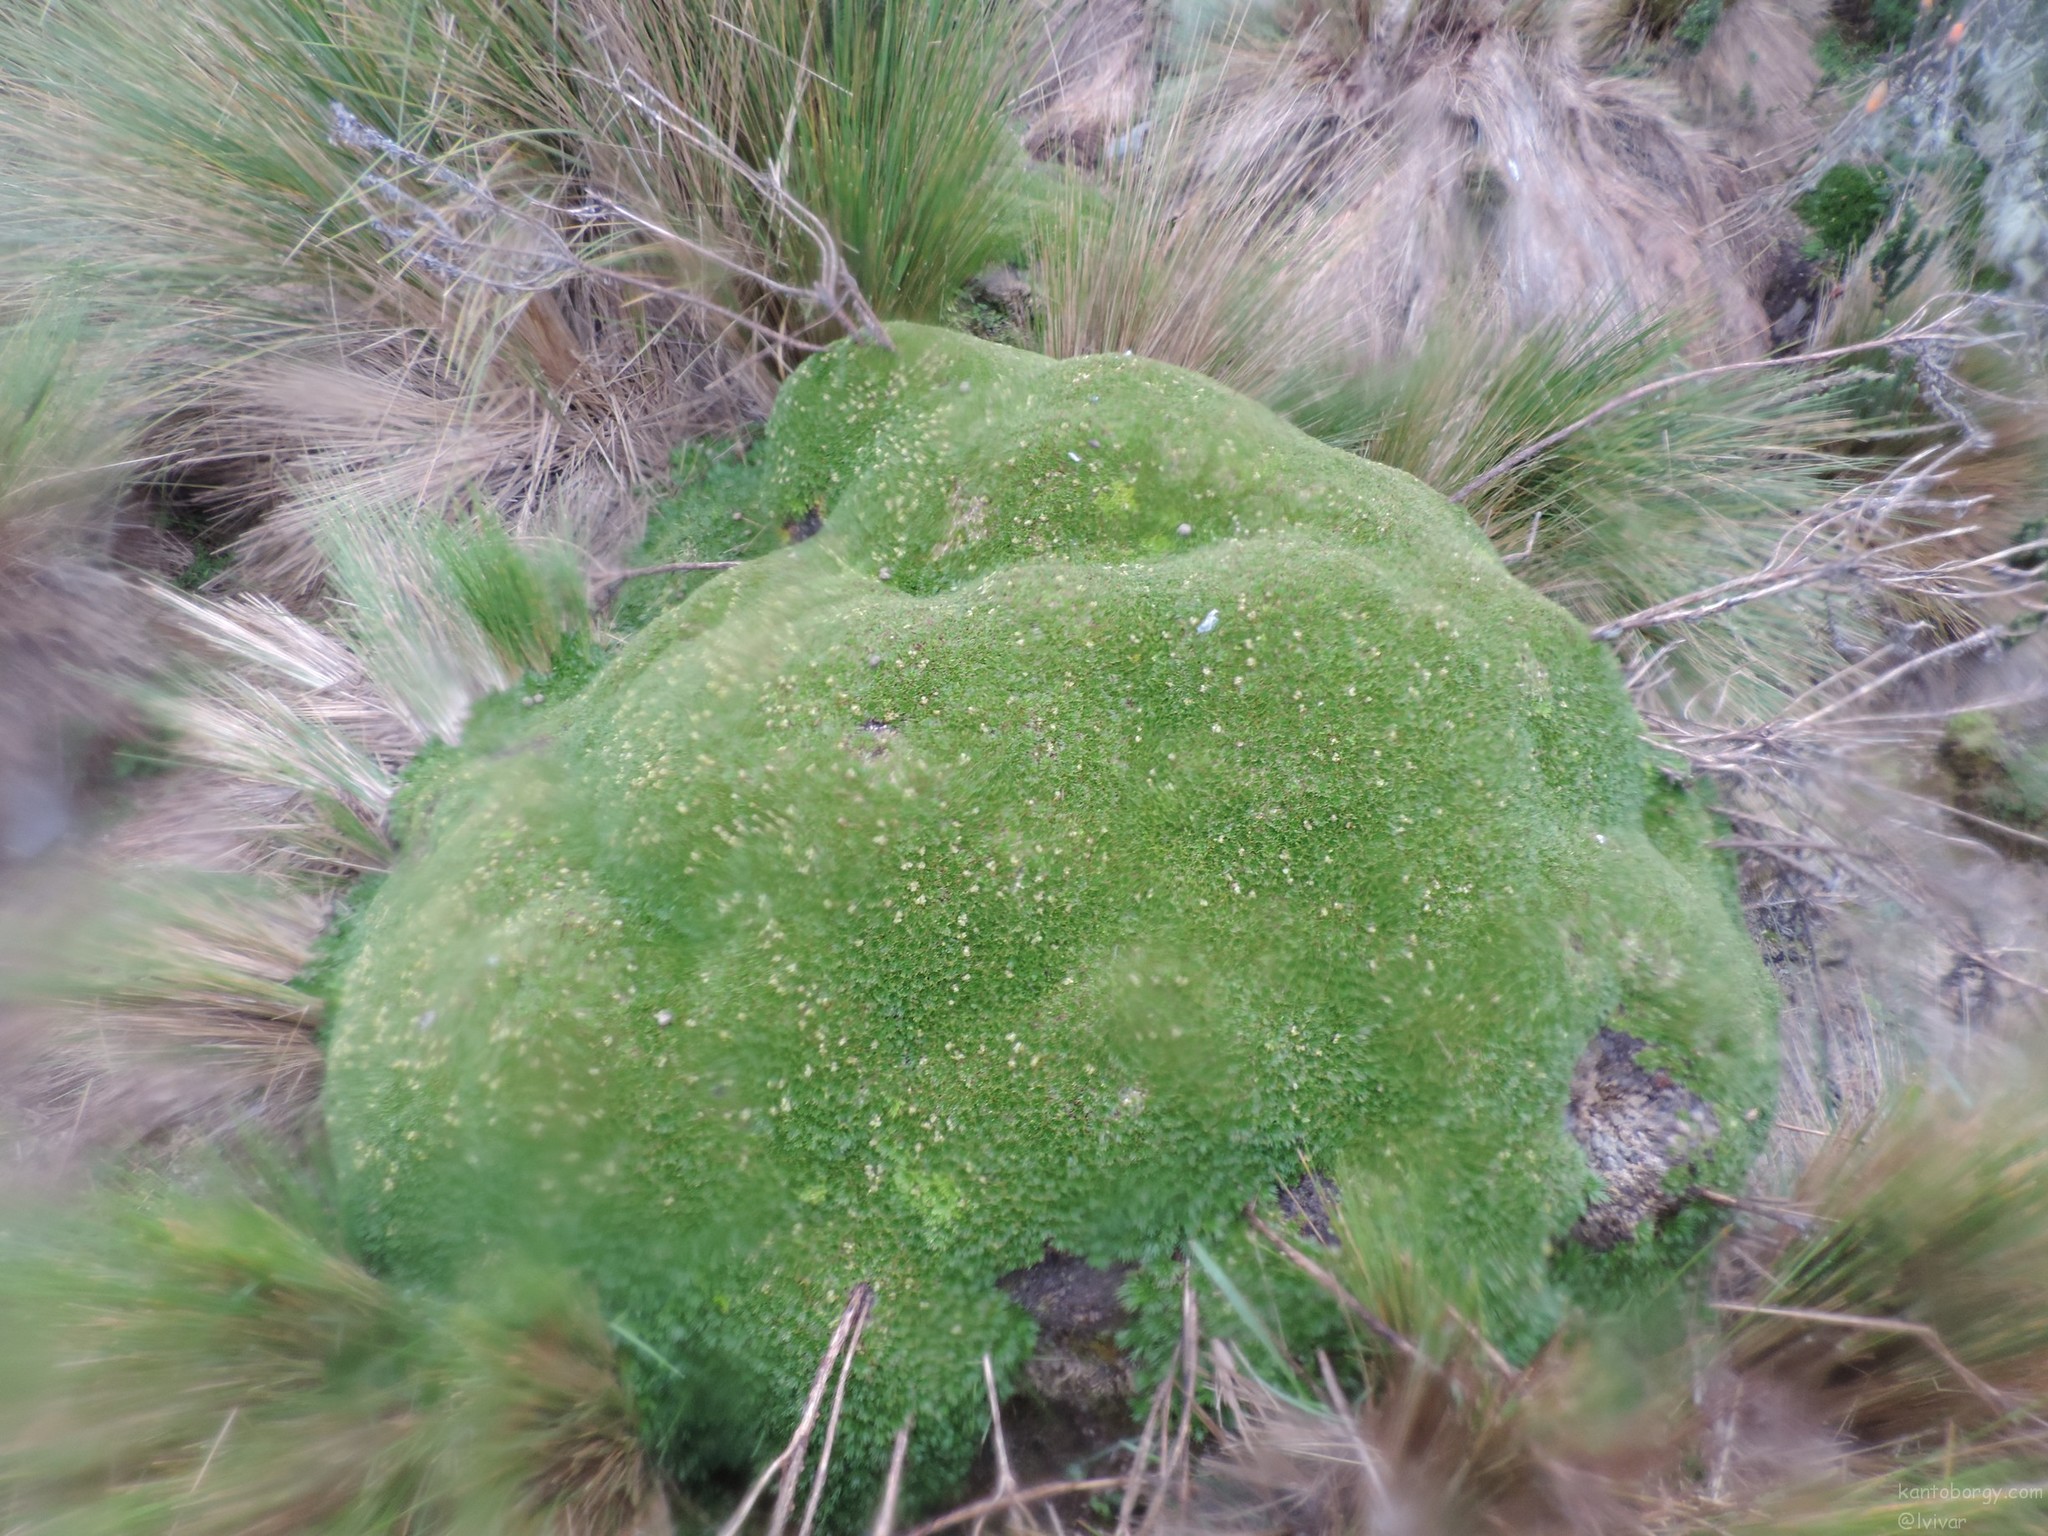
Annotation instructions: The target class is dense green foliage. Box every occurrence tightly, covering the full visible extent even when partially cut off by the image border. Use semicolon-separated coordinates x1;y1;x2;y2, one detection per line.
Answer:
326;325;1777;1518
1797;163;1895;260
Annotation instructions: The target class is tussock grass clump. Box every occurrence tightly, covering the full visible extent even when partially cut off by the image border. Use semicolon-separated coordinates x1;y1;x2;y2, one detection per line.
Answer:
1135;0;1780;361
1;0;754;593
0;304;153;863
0;0;1025;598
1586;0;1828;167
0;497;589;1159
1029;63;1365;401
0;1161;668;1536
1273;308;1864;714
325;324;1777;1519
1724;1076;2048;1445
1019;0;1155;166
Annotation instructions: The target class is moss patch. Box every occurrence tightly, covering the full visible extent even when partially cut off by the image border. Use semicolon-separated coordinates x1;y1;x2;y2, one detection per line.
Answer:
325;325;1777;1520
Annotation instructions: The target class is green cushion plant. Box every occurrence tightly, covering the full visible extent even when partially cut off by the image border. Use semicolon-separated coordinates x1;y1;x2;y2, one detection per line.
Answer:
326;324;1778;1519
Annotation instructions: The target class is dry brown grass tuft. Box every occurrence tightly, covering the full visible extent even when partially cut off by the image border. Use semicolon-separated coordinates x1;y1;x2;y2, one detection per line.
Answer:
0;1177;673;1536
1020;0;1156;166
1030;55;1370;396
1169;1342;1648;1536
1578;0;1829;173
1668;0;1829;170
1085;0;1786;363
0;306;158;866
0;0;888;610
167;317;771;602
0;519;576;1163
1720;1077;2048;1452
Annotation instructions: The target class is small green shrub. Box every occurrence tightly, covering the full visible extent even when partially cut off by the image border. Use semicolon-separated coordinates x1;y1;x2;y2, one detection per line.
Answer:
326;325;1778;1522
1870;199;1940;303
1797;163;1895;260
1672;0;1725;52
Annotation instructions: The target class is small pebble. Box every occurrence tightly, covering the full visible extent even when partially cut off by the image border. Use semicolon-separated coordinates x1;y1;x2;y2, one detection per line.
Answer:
958;381;971;393
1176;523;1192;537
656;1010;673;1027
878;566;893;581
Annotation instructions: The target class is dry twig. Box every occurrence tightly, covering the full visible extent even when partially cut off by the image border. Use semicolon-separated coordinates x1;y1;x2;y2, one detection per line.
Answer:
871;1418;915;1536
1244;1208;1417;1361
1712;1301;2046;1426
794;1288;877;1536
970;1354;1018;1536
590;558;744;607
1115;1350;1175;1536
716;1284;875;1536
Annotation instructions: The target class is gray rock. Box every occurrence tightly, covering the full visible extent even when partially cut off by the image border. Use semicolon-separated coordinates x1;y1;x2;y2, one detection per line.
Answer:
1567;1026;1721;1249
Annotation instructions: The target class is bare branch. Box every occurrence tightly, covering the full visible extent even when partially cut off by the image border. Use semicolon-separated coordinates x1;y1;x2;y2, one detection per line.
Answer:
717;1284;874;1536
871;1418;915;1536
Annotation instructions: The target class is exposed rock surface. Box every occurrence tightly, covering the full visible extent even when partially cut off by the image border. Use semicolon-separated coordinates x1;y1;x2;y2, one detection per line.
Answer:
1568;1026;1722;1248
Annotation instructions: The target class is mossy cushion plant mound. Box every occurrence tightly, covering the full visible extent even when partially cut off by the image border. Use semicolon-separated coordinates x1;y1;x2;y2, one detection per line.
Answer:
326;324;1778;1519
